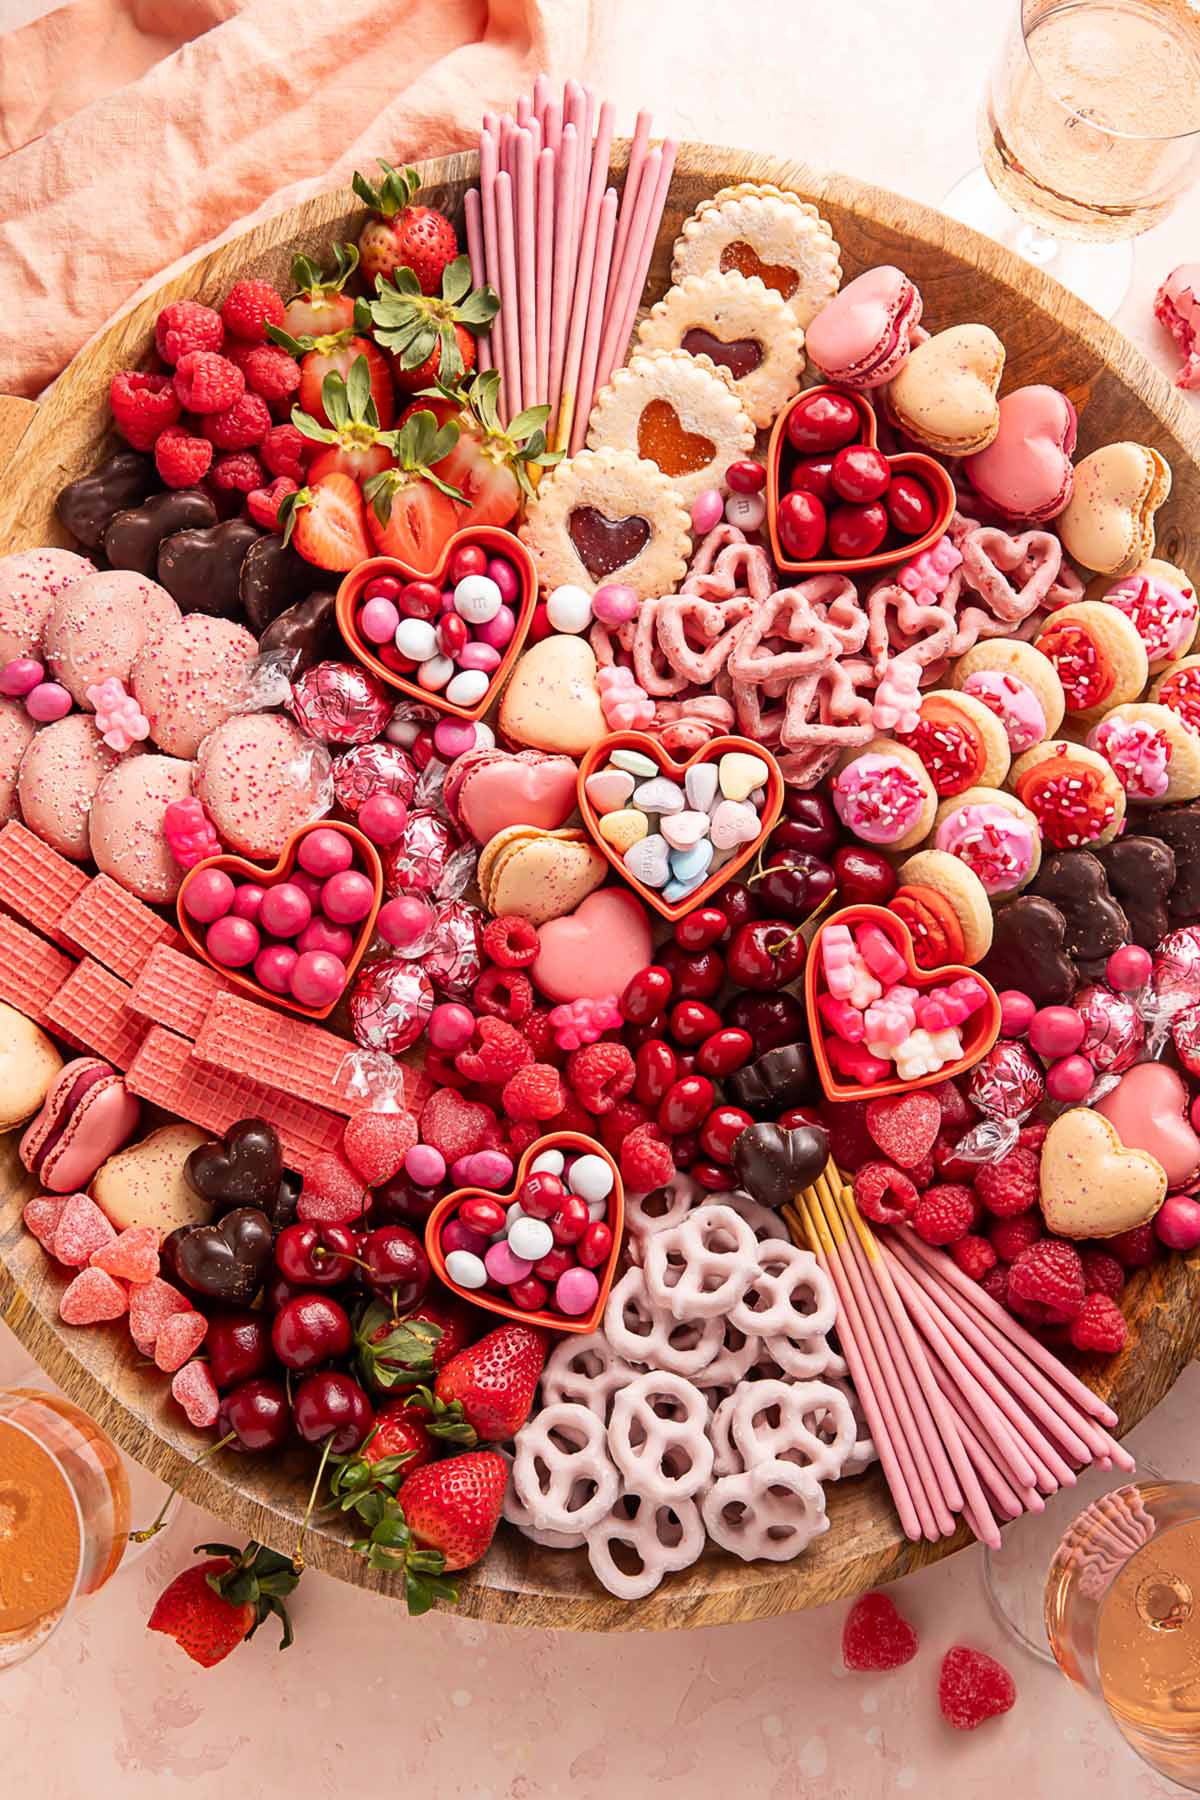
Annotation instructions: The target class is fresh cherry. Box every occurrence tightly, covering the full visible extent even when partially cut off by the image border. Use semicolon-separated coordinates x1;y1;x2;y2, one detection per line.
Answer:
726;919;807;990
206;1311;272;1389
371;1175;441;1229
830;444;890;503
358;1225;429;1307
699;1104;754;1163
669;1000;722;1045
671;1131;700;1168
832;843;898;905
519;1172;565;1220
827;500;888;559
726;459;766;494
694;1161;732;1191
658;943;724;1001
292;1370;374;1451
271;1293;353;1370
217;1377;291;1452
620;965;673;1024
673;906;728;952
726;991;808;1055
780;1105;825;1131
658;1075;716;1135
264;1273;302;1313
886;473;936;536
695;1028;754;1078
779;788;840;855
754;850;836;921
274;1222;358;1288
508;1275;549;1311
777;490;826;561
785;390;860;454
710;880;760;939
634;1039;678;1106
788;457;835;502
550;1195;590;1245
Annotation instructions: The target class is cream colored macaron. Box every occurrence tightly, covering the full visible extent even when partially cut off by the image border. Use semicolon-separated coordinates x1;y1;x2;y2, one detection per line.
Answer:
477;826;608;926
1058;441;1172;577
0;1001;64;1130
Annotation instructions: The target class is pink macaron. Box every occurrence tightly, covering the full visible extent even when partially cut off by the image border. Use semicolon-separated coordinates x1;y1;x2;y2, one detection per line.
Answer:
804;265;924;390
18;712;126;859
131;614;258;759
963;385;1077;523
89;752;194;902
194;711;332;860
0;547;94;666
44;568;181;707
19;1056;141;1193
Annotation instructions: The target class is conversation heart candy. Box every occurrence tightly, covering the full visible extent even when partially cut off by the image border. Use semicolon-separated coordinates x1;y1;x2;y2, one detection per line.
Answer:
633;777;686;815
719;752;768;802
685;762;719;811
624;834;671;888
598;808;649;854
660;809;709;849
585;768;636;814
710;799;760;849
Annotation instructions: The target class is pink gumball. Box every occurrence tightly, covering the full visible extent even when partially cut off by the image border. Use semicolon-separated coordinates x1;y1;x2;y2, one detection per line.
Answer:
357;792;409;845
377;894;434;950
591;583;639;627
321;869;375;924
1156;1193;1200;1251
1045;1054;1094;1103
26;682;73;723
997;990;1036;1038
474;606;516;651
255;944;299;994
292;870;325;908
1028;1005;1085;1060
289;949;347;1008
427;1001;475;1052
1107;944;1153;993
486;556;520;604
259;881;313;938
297;827;354;877
206;914;260;968
184;868;236;924
232;883;266;922
297;917;354;959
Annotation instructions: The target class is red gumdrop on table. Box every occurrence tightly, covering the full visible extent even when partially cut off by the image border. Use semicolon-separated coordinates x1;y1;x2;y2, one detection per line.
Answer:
886;474;936;536
827;500;888;559
785;390;860;454
830;445;890;504
777;490;826;560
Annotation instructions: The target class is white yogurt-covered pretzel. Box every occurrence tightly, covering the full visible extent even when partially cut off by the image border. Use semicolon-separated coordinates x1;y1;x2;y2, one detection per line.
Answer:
715;1189;791;1245
608;1371;714;1501
584;1490;707;1600
511;1402;620;1534
729;1240;838;1339
623;1173;702;1261
539;1331;639;1421
604;1265;724;1376
708;1392;742;1477
760;1332;844;1379
502;1475;587;1549
643;1203;759;1320
701;1458;829;1561
692;1321;761;1389
728;1378;857;1483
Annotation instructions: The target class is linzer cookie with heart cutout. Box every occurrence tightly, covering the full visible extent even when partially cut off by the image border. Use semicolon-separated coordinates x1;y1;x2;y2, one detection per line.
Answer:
671;183;842;329
519;446;691;599
586;349;755;503
636;270;805;428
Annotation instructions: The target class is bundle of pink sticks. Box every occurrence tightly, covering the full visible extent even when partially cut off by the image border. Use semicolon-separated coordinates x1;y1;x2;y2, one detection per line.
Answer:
787;1168;1134;1552
464;78;678;453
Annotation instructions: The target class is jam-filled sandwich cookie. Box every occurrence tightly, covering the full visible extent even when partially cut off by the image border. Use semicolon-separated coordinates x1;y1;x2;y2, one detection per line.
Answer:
962;384;1076;522
1088;559;1199;671
830;740;936;851
885;324;1004;457
671;183;842;329
1151;655;1200;736
1058;441;1172;577
894;847;994;966
1033;600;1148;725
586;349;755;504
1087;702;1200;806
519;446;691;600
1009;739;1126;850
894;688;1010;798
804;265;923;390
636;270;805;428
931;788;1041;897
951;637;1065;753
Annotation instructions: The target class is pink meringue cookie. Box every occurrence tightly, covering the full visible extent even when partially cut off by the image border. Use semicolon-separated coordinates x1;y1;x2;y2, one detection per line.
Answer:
1154;264;1200;391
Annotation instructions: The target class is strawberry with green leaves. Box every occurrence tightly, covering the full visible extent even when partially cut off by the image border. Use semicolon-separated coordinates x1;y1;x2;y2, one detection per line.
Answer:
279;471;372;571
401;368;560;530
268;307;394;431
147;1541;299;1667
294;354;398;485
283;242;361;338
354;1299;444;1392
352;162;459;293
412;1321;546;1446
326;1399;433;1516
369;256;497;393
347;1450;508;1614
362;408;464;572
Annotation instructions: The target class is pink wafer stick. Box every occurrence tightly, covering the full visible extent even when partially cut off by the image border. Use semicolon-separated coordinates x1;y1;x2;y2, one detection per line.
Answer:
931;1362;1035;1519
569;187;618;454
593;144;662;391
500;115;518;179
607;110;652;330
610;137;677;377
479;130;505;387
482;110;499;136
516;93;531;128
535;149;555;407
495;170;522;426
565;83;592;226
547;123;579;437
532;73;551;125
515;128;538;413
543;98;562;155
463;189;492;374
902;1234;1120;1428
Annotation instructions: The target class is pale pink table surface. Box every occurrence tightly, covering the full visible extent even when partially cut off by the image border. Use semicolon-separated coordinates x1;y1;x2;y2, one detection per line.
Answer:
2;0;1199;1792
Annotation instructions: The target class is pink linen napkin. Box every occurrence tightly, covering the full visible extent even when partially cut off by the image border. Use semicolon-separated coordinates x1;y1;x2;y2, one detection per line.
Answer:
0;0;596;396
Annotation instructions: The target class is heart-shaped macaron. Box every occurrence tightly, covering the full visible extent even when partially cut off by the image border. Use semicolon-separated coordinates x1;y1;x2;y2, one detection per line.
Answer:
444;747;578;844
963;385;1077;523
177;820;382;1021
497;631;608;757
887;324;1005;458
766;384;955;576
1039;1107;1168;1239
424;1132;624;1334
577;731;783;921
531;888;654;1004
335;524;537;721
804;903;1001;1102
1093;1062;1200;1193
1058;441;1173;577
477;826;607;926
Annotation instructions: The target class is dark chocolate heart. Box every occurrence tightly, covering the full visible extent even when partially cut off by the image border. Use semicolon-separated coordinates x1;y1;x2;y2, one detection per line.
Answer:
104;488;217;575
1030;850;1127;964
980;894;1076;1007
173;1206;274;1304
567;506;650;579
185;1118;284;1209
240;533;314;633
157;518;261;618
1131;802;1200;926
731;1121;829;1212
1095;835;1176;951
56;452;156;549
257;589;339;674
681;327;763;379
727;1043;817;1118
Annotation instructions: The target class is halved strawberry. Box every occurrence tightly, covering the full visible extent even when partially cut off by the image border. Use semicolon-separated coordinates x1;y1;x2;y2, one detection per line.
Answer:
283;243;360;339
369;257;497;394
279;472;372;572
363;409;464;575
400;369;560;529
295;353;397;485
269;315;394;431
352;163;459;294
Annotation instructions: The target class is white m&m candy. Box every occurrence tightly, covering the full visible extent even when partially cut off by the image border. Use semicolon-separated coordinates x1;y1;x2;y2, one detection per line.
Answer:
417;654;454;691
567;1153;613;1204
445;668;490;708
445;1249;487;1289
454;574;503;624
508;1216;554;1262
546;584;593;633
395;618;438;662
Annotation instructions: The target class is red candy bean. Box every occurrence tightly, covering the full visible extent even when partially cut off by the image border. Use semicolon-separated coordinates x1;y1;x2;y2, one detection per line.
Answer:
785;391;859;454
830;445;890;504
459;1197;506;1235
777;490;826;561
634;1039;677;1107
620;965;673;1024
699;1104;754;1164
508;1275;548;1312
550;1196;589;1246
658;1075;716;1136
578;1223;613;1269
827;501;887;559
695;1028;753;1078
886;474;936;536
519;1173;564;1221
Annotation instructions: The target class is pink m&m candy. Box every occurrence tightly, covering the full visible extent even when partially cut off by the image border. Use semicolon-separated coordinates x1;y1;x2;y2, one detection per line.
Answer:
457;642;502;673
486;556;520;604
184;868;236;924
259;881;312;938
484;1241;532;1286
297;827;354;877
206;914;260;968
405;1143;446;1186
690;489;723;534
255;944;299;994
0;657;43;697
26;681;72;723
556;1266;600;1316
592;583;639;627
474;606;516;650
290;949;347;1007
322;869;375;924
360;596;401;644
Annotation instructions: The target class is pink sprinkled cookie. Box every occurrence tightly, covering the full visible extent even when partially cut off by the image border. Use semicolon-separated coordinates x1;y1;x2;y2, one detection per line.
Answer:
18;712;126;859
131;615;257;758
1009;739;1126;850
1089;559;1199;671
1087;702;1200;805
44;568;181;706
804;265;923;389
1151;654;1200;735
963;385;1076;522
931;787;1042;897
0;698;36;825
1154;264;1200;392
194;712;332;859
0;548;94;665
89;753;194;902
951;638;1065;751
830;739;936;851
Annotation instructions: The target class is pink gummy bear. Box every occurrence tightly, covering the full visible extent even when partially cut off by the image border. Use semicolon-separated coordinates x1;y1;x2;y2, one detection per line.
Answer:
163;797;221;869
821;923;856;999
870;656;922;735
597;664;655;731
897;536;962;604
914;976;989;1032
85;677;150;752
817;992;865;1043
864;983;918;1049
827;1037;891;1085
856;923;908;987
548;994;623;1051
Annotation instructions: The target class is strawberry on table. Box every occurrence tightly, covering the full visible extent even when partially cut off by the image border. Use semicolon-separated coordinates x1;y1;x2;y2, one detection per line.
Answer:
294;354;398;485
369;256;497;393
283;243;361;338
362;408;464;573
279;471;372;571
268;315;395;431
414;1321;546;1445
399;369;559;531
352;163;458;294
148;1542;298;1668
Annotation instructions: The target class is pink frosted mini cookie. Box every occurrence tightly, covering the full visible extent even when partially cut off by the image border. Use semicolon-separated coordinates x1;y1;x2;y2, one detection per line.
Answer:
1087;702;1200;805
932;788;1041;896
1096;559;1199;671
831;741;936;851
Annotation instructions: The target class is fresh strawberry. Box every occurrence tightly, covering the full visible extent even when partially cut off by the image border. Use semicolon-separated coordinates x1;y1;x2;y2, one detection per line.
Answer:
415;1321;546;1446
353;1293;477;1392
268;318;394;431
246;476;298;530
395;1450;506;1570
399;369;559;529
369;256;497;392
283;243;361;338
147;1542;298;1667
327;1398;433;1515
352;163;458;293
279;472;372;572
293;353;398;486
362;408;463;574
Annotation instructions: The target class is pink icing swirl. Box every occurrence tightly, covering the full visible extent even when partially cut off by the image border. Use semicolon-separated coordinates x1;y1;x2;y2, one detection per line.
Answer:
1104;574;1198;663
1089;716;1171;801
961;670;1046;753
832;754;925;844
934;802;1036;894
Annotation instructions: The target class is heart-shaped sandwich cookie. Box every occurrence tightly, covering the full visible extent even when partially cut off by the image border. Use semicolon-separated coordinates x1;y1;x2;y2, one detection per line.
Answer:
1058;441;1172;576
671;183;843;329
1039;1107;1167;1239
444;747;579;844
963;384;1077;522
476;826;607;926
886;324;1005;457
1095;1063;1200;1192
520;446;691;599
531;888;654;1004
804;265;923;389
586;349;755;503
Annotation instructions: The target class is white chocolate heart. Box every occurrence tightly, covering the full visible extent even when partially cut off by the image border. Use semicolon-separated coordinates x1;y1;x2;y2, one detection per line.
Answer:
1039;1107;1166;1239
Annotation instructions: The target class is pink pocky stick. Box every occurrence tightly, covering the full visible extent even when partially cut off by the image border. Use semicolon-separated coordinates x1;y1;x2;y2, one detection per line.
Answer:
532;72;551;126
547;122;579;441
535;148;555;407
479;129;505;388
569;187;617;454
543;97;562;156
593;144;662;393
495;170;522;425
556;101;615;451
463;188;492;374
609;136;677;379
604;110;652;343
516;93;531;128
930;1367;1028;1519
515;127;538;413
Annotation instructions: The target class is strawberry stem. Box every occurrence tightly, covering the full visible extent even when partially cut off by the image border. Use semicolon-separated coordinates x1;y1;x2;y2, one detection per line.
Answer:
129;1429;238;1542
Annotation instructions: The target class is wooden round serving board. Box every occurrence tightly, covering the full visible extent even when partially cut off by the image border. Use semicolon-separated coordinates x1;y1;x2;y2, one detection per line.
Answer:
2;143;1200;1632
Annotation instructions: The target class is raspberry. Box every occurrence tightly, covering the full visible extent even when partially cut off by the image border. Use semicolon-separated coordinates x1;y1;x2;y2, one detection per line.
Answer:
517;1005;564;1066
600;1098;653;1156
502;1062;565;1122
155;299;224;365
22;1195;67;1251
473;966;533;1023
223;340;258;373
154;1310;209;1373
109;370;182;450
242;344;301;407
220;278;285;342
173;349;245;414
59;1266;128;1325
296;1154;370;1225
210;450;267;496
989;1214;1042;1263
950;1234;997;1280
933;1128;977;1182
980;1263;1010;1308
542;1092;594;1139
567;1041;636;1115
261;422;309;481
201;391;271;451
937;1646;1016;1731
853;1161;918;1226
422;1049;468;1089
906;1148;935;1190
931;1077;975;1131
621;1121;676;1191
1080;1247;1125;1301
340;1109;418;1186
1017;1120;1048;1152
53;1193;117;1267
506;1120;544;1157
154;425;213;488
128;1277;192;1356
842;1591;919;1671
975;1145;1039;1217
1007;1239;1085;1324
419;1087;496;1162
91;1224;159;1284
246;476;298;530
819;1098;876;1172
1107;1222;1158;1268
171;1360;220;1428
1068;1292;1128;1354
865;1091;941;1168
911;1183;975;1246
455;1017;533;1085
482;915;539;968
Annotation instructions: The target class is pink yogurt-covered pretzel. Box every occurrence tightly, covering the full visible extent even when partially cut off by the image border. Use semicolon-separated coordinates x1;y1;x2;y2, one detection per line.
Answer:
540;1330;640;1420
511;1400;620;1532
643;1203;760;1321
623;1172;702;1261
729;1241;838;1340
727;1377;858;1483
763;1331;848;1380
608;1370;714;1500
584;1489;706;1599
701;1457;829;1561
825;1375;878;1477
604;1265;724;1374
691;1321;762;1389
681;524;777;603
502;1471;587;1548
715;1189;791;1246
958;526;1064;624
652;594;758;685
